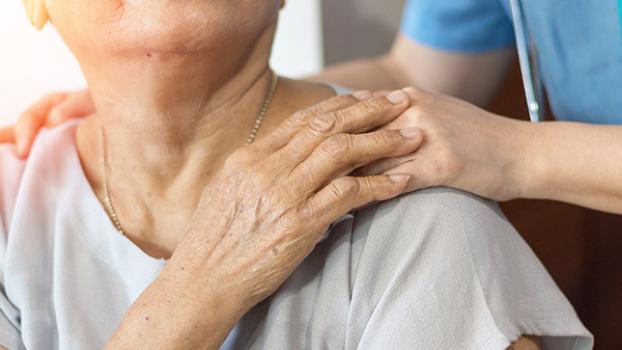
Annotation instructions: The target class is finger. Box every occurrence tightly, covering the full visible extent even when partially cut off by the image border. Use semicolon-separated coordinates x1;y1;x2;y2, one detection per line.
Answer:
280;90;411;165
47;90;95;126
294;128;423;191
0;126;15;144
380;164;425;195
303;174;411;239
255;94;360;151
15;93;69;157
372;90;391;98
353;154;418;177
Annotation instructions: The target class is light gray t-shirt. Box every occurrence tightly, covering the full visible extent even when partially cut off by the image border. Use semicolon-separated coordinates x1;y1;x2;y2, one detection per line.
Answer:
0;122;592;349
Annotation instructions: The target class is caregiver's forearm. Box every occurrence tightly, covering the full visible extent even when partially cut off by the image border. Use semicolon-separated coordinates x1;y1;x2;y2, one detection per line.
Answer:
522;121;622;214
309;55;403;91
308;34;515;107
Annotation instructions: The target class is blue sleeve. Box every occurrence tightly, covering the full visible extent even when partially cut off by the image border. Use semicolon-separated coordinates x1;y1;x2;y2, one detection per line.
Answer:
401;0;515;52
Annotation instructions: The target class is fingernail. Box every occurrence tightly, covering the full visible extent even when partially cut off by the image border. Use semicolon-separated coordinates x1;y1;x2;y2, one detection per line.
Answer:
387;90;408;104
400;127;421;138
389;174;410;183
353;90;372;101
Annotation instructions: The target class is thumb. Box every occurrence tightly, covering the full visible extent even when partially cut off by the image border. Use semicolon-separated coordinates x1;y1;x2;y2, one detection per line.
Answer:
381;159;430;194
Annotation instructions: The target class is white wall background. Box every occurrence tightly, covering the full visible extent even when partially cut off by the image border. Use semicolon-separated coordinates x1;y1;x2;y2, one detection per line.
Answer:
0;1;323;126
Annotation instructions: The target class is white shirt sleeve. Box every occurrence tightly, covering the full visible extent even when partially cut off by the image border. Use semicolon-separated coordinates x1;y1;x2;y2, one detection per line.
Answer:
348;188;593;350
0;145;26;349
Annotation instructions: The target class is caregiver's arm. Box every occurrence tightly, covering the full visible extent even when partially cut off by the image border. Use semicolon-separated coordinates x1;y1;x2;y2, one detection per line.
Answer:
524;122;622;214
363;88;622;214
310;34;515;107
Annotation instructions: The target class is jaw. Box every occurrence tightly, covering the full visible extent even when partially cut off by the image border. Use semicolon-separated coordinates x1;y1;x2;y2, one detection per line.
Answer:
49;0;281;56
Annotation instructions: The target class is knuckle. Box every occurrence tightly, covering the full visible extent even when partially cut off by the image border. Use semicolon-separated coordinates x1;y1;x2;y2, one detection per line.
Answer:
330;109;350;125
307;114;336;136
372;129;396;146
433;148;461;179
359;177;381;199
277;211;303;236
408;105;427;119
358;98;385;114
320;134;353;160
403;105;430;127
330;178;359;199
298;202;315;221
288;109;312;126
311;96;355;113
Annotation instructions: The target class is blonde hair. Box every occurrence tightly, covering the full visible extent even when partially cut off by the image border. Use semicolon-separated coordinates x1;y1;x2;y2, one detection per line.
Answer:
23;0;49;30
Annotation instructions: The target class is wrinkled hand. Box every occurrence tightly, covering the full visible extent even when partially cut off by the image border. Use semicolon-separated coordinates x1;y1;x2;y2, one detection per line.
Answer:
160;92;422;326
360;87;530;202
0;90;94;156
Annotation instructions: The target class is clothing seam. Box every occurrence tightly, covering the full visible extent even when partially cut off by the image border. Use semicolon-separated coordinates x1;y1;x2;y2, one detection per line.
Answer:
0;326;22;350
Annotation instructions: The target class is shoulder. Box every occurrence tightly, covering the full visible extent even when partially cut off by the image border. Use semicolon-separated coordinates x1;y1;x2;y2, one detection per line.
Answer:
347;188;592;348
349;187;514;292
0;122;79;236
350;187;528;295
353;187;514;257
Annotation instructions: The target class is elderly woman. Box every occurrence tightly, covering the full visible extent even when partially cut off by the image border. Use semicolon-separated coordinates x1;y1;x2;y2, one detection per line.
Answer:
0;1;591;349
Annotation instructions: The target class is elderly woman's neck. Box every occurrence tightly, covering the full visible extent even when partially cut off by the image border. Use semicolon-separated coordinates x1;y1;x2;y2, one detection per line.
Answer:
85;56;275;182
75;55;285;258
76;54;335;257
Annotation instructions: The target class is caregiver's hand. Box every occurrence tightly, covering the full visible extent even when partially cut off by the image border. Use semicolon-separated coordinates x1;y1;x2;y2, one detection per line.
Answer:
361;87;532;202
0;90;94;157
105;93;423;350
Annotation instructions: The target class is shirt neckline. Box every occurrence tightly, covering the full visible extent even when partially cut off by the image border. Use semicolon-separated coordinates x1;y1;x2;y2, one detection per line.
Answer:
53;122;166;296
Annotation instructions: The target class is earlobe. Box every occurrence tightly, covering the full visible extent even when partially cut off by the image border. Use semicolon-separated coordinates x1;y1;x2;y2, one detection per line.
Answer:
23;0;49;30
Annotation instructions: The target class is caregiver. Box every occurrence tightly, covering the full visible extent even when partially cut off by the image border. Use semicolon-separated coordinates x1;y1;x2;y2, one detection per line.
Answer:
2;0;622;214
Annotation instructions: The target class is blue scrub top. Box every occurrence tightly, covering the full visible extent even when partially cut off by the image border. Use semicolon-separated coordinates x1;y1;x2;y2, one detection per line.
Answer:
401;0;622;125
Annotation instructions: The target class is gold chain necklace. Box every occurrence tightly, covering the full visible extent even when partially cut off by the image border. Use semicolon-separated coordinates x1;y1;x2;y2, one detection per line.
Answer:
101;73;279;235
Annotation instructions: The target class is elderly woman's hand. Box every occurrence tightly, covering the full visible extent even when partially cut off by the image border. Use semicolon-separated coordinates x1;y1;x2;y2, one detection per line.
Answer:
358;87;532;202
108;92;423;349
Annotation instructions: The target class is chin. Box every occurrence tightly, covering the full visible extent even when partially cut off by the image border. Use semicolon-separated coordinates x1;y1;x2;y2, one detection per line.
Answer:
48;0;280;55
